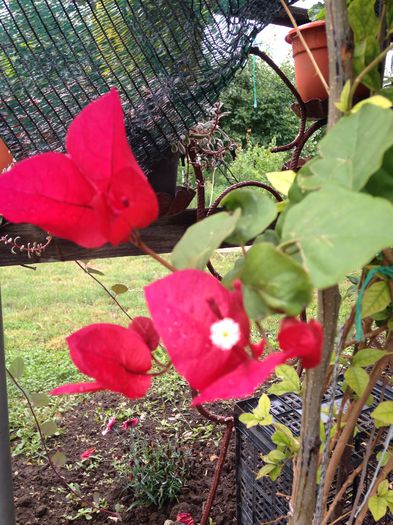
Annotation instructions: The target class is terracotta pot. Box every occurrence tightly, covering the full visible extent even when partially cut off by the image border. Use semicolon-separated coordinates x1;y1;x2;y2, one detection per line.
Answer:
0;138;13;172
285;20;329;102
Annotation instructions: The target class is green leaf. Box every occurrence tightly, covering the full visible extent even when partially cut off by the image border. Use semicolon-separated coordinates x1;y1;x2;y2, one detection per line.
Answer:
380;87;393;103
30;392;50;408
368;495;388;521
352;95;392;113
253;229;280;247
271;430;291;448
274;422;295;438
364;146;393;203
377;480;390;497
372;401;393;427
171;210;240;269
86;267;105;276
348;0;379;41
254;394;271;419
239;413;259;429
377;451;391;468
257;414;274;427
352;37;381;91
265;170;296;196
388;1;393;30
268;365;302;395
241;285;272;320
308;2;325;22
221;189;277;245
385;490;393;505
362;281;391;318
41;420;59;437
272;429;299;452
264;449;286;464
268;465;283;481
111;284;128;295
298;105;393;191
256;463;278;480
52;451;67;467
348;0;381;90
335;80;352;113
352;349;387;367
221;256;245;288
344;366;369;397
371;307;391;321
281;187;393;288
8;356;25;380
238;243;312;319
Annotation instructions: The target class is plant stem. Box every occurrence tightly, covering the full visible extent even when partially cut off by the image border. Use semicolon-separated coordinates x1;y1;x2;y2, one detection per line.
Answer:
322;352;392;508
353;454;393;525
129;232;176;272
349;43;393;104
321;462;364;525
346;428;382;525
289;286;341;524
75;260;132;321
7;369;118;518
344;325;388;348
288;4;352;522
315;307;356;521
277;239;298;252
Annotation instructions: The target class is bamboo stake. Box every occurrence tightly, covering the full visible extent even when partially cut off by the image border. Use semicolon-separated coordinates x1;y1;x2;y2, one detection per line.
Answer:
279;0;330;96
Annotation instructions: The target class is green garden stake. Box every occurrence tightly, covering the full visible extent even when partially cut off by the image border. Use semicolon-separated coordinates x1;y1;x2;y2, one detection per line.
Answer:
355;265;393;341
252;54;258;109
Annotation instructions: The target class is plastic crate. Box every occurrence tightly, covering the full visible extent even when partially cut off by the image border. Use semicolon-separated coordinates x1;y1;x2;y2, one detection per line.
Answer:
235;383;393;525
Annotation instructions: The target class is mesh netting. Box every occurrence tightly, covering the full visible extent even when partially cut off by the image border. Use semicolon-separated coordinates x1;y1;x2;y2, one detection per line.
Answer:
0;0;294;171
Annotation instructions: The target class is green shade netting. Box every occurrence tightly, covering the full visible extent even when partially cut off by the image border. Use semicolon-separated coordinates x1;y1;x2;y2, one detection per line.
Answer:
0;0;294;170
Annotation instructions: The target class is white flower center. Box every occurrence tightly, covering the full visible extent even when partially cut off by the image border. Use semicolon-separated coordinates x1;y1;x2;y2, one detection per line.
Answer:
210;318;241;351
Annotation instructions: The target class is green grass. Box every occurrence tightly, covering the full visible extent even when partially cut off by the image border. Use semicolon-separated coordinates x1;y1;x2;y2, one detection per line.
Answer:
1;255;171;455
0;252;241;456
0;251;354;457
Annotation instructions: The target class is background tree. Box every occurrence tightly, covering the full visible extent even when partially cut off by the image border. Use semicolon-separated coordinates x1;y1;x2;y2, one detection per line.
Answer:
219;58;299;148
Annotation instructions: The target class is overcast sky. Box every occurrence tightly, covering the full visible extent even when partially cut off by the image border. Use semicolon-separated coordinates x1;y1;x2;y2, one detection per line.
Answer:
258;0;317;64
259;0;392;75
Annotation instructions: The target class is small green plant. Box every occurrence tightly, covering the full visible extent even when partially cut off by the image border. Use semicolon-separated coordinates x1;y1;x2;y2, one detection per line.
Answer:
114;433;190;509
228;143;286;184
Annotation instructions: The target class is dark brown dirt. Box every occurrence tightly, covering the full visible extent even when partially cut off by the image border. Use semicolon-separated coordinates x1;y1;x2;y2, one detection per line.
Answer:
12;392;237;525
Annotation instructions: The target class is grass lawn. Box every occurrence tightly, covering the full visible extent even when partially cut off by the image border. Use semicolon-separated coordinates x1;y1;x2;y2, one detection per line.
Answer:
0;250;354;458
0;252;241;456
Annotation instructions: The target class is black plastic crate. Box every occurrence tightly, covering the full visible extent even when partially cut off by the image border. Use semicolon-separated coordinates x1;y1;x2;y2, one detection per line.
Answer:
235;383;393;525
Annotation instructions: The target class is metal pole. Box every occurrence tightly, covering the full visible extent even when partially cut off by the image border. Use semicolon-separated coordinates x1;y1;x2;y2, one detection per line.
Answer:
0;288;16;524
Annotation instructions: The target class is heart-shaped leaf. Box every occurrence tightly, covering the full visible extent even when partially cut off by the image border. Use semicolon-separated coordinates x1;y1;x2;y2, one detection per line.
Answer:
171;210;240;269
221;189;277;245
237;243;312;319
281;187;393;288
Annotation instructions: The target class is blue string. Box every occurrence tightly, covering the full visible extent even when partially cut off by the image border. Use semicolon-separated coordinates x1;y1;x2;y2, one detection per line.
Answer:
355;265;393;341
252;54;258;109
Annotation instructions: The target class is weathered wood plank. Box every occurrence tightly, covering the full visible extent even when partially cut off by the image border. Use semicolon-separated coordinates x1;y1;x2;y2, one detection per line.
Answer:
0;210;199;267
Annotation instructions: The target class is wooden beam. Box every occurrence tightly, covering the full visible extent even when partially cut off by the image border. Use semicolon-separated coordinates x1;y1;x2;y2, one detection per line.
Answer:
271;6;310;27
0;210;199;267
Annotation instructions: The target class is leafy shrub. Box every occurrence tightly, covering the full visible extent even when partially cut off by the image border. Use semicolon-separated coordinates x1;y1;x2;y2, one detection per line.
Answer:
228;143;286;184
115;433;190;509
219;59;299;148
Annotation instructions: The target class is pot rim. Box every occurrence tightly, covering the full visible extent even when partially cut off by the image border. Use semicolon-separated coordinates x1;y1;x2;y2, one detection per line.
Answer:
285;20;326;44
